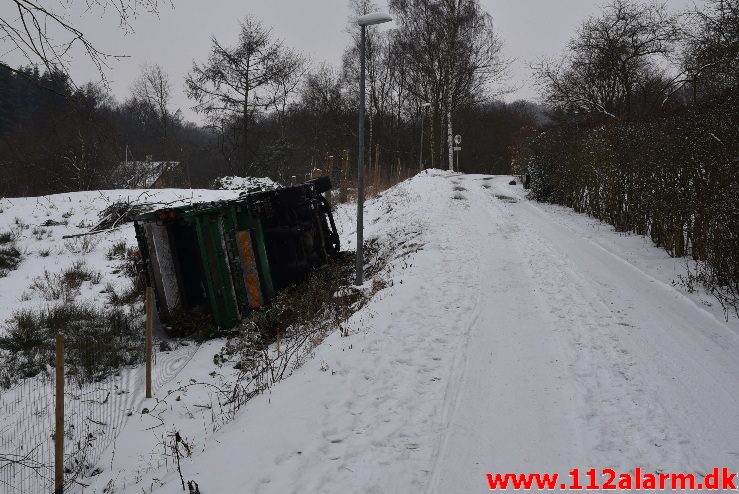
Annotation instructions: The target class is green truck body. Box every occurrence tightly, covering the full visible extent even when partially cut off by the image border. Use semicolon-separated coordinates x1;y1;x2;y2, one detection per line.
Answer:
134;177;339;332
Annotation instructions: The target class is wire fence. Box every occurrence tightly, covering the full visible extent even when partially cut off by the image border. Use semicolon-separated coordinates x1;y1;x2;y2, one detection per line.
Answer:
0;292;193;494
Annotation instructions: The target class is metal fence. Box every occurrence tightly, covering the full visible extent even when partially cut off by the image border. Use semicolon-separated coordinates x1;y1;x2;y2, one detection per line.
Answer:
0;289;190;494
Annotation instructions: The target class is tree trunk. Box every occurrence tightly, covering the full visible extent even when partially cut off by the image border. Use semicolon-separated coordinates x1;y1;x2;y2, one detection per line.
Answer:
243;61;251;175
447;98;454;171
243;98;249;175
368;110;374;177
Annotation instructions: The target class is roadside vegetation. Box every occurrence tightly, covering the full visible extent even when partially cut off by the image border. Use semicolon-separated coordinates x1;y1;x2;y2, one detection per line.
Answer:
0;242;146;387
0;303;143;386
0;231;22;277
522;0;739;316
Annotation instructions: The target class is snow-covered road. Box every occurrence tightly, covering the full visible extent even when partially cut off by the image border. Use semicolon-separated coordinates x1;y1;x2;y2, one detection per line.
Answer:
427;175;739;492
119;173;738;494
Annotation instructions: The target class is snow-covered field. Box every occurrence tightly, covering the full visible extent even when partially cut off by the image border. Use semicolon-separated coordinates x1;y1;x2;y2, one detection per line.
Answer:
0;188;242;331
3;172;739;493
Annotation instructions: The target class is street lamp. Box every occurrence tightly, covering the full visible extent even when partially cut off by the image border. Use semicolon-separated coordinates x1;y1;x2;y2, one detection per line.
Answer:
419;102;431;172
355;11;392;286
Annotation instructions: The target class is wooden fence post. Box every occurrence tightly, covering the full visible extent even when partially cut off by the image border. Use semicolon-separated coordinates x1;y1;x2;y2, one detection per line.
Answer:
145;287;153;399
54;334;64;494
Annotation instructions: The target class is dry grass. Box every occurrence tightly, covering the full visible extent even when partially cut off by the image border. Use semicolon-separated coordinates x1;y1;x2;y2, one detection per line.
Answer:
335;166;417;204
0;232;22;276
29;260;101;302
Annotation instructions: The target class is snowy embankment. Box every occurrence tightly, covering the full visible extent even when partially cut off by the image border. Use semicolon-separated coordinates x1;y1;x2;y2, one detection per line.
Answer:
75;171;739;494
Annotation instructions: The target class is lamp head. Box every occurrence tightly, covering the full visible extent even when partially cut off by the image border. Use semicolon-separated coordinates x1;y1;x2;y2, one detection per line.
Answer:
358;12;393;27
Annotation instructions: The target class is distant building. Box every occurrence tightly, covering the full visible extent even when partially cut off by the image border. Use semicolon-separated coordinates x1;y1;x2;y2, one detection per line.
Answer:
111;160;190;189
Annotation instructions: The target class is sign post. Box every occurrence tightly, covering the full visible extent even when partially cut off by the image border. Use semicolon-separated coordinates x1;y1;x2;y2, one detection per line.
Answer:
453;135;462;172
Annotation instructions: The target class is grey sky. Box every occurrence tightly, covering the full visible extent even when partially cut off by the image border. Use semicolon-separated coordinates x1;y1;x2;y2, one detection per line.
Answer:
1;0;703;123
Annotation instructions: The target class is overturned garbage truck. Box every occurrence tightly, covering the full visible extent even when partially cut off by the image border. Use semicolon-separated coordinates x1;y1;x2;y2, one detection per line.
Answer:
134;177;340;332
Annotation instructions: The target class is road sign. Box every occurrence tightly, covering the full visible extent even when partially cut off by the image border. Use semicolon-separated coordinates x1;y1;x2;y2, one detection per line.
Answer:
453;146;461;151
454;134;462;145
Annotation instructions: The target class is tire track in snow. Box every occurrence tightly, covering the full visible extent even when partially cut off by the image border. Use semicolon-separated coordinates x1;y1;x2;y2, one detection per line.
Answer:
488;176;739;477
426;176;593;492
510;197;697;473
424;174;736;492
422;175;487;494
277;174;486;494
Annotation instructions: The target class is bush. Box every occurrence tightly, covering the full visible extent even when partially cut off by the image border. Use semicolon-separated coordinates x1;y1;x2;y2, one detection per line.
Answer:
121;246;141;278
0;242;22;276
106;280;145;306
219;251;381;386
32;226;50;240
64;236;100;254
106;240;128;261
0;302;144;384
526;96;739;315
29;260;101;301
106;245;145;306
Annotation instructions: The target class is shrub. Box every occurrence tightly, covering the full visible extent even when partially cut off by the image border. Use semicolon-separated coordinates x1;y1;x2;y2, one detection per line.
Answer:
64;236;100;254
526;96;739;315
0;243;22;276
106;241;128;261
30;270;75;301
106;280;145;306
121;246;141;278
107;245;145;305
29;261;101;301
220;251;375;383
32;226;50;240
0;302;144;385
63;260;102;286
41;219;67;227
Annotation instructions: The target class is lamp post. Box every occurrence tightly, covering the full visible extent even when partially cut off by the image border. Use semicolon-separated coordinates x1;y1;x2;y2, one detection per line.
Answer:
355;12;392;286
419;102;430;172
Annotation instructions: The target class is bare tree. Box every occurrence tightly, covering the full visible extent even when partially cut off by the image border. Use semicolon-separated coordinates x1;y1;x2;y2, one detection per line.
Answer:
534;0;681;119
391;0;507;169
343;0;389;174
0;0;169;86
132;64;173;147
682;0;739;102
185;16;306;175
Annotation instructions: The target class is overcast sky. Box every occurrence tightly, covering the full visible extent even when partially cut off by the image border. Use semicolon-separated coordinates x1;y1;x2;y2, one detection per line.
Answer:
1;0;703;123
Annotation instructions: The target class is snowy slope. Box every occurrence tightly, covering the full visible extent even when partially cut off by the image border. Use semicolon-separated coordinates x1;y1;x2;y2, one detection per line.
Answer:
80;172;739;493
